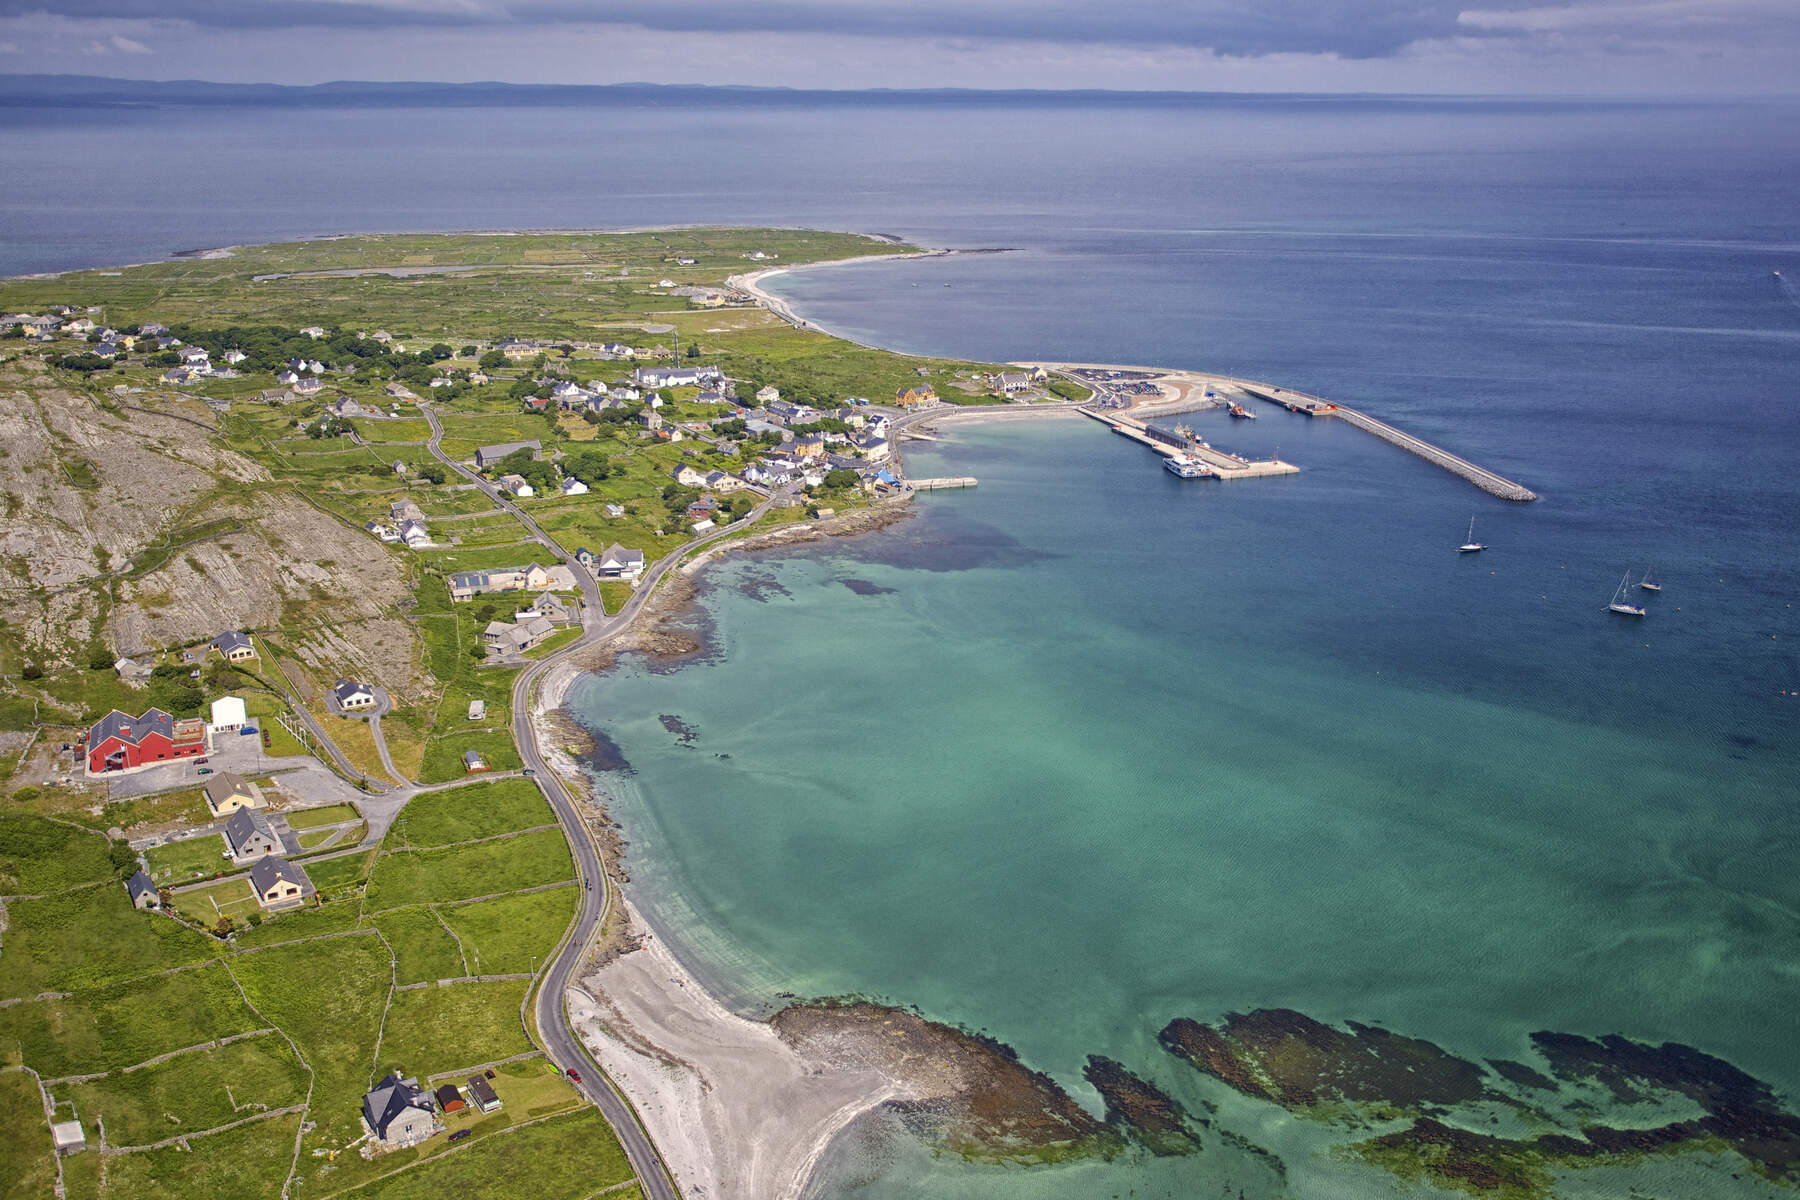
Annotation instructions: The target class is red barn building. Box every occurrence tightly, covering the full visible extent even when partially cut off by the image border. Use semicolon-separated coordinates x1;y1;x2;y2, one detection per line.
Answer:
84;708;208;774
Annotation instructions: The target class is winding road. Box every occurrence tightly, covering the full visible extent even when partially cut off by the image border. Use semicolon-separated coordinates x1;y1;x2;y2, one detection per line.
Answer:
422;403;783;1200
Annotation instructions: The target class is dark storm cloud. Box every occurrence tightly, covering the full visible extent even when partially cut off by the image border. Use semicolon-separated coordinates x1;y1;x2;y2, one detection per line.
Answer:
0;0;1533;59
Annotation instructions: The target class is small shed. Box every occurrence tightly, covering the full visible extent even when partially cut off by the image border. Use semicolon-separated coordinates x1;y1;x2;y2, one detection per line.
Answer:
462;750;488;773
126;869;161;910
434;1084;465;1113
467;699;487;721
51;1119;86;1155
210;695;248;735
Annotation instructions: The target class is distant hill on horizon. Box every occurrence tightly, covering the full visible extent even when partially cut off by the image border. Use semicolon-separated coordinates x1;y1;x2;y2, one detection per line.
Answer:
0;73;1668;110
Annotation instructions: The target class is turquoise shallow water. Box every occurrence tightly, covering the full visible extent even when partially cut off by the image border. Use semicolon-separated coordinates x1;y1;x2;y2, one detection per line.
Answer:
573;412;1798;1196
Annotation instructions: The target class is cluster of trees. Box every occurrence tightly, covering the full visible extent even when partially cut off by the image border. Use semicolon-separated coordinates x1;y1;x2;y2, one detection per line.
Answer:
145;661;205;716
790;417;852;436
488;447;560;493
416;461;447;485
306;414;352;439
561;449;614;486
52;352;115;373
579;401;646;428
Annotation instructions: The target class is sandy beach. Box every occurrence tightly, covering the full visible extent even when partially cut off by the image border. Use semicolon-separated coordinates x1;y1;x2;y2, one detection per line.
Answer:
569;902;929;1200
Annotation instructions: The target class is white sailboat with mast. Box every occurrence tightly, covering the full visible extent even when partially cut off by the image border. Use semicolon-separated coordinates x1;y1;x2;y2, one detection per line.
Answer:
1458;516;1484;554
1607;574;1647;617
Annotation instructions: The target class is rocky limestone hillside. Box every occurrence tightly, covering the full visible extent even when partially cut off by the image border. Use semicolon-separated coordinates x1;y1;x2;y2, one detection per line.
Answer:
0;364;429;704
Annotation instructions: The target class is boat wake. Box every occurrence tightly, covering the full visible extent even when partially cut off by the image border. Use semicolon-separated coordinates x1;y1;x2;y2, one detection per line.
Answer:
1775;269;1800;317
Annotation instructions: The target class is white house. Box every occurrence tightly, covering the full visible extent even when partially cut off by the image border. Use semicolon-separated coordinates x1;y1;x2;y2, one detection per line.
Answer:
595;544;646;581
331;678;378;712
400;519;431;549
498;474;535;498
560;476;589;497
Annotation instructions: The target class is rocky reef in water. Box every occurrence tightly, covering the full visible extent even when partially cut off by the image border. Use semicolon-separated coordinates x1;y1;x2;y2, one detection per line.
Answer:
772;1002;1209;1165
1159;1008;1800;1197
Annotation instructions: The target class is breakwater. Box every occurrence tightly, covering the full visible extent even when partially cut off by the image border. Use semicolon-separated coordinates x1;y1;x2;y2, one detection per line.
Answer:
1232;383;1538;502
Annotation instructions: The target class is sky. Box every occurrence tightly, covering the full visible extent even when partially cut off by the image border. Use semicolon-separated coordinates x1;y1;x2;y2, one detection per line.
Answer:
0;0;1795;94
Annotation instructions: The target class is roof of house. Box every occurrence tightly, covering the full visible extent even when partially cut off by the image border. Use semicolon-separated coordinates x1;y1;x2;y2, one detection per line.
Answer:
210;696;248;728
210;630;254;656
203;770;254;808
87;707;177;749
224;807;279;855
248;855;311;896
126;869;158;904
466;1075;500;1106
600;543;645;566
363;1073;431;1140
462;750;485;765
331;678;375;704
434;1084;463;1109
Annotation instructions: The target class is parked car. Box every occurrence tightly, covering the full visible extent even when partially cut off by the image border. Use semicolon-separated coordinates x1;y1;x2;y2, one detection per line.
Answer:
566;1069;581;1083
197;757;209;764
197;767;213;775
448;1130;471;1143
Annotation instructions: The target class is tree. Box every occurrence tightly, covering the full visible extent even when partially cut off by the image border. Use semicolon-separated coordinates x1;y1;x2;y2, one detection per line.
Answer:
686;343;700;359
427;343;453;360
459;345;478;358
87;647;114;671
54;352;114;372
108;839;138;878
417;462;447;485
21;662;42;680
479;350;506;370
824;469;860;490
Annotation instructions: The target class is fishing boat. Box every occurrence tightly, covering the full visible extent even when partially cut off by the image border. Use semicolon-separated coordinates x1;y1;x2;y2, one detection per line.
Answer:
1638;566;1662;593
1607;574;1647;617
1458;516;1484;554
1163;454;1211;478
1228;402;1257;420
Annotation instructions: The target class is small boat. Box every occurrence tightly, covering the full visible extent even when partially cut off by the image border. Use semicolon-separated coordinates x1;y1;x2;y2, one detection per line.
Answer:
1458;516;1484;554
1163;454;1211;478
1638;566;1661;593
1228;402;1257;420
1607;574;1647;617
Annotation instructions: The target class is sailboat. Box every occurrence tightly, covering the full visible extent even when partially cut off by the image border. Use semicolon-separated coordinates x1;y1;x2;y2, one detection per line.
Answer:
1458;516;1484;554
1638;566;1662;593
1607;574;1647;617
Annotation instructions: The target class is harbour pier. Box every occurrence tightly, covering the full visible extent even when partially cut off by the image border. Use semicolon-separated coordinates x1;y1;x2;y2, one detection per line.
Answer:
1081;409;1300;481
1232;382;1538;502
908;477;979;490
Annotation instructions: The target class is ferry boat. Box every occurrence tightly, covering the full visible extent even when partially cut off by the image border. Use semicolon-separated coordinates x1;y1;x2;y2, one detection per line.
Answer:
1607;574;1647;617
1163;454;1211;478
1638;566;1661;593
1228;402;1257;420
1458;516;1484;554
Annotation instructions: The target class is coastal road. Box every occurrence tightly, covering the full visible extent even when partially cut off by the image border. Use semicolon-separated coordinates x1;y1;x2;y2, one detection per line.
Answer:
425;401;780;1200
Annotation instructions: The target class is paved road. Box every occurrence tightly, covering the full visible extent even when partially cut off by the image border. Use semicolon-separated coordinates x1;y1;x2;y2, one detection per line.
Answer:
424;403;770;1200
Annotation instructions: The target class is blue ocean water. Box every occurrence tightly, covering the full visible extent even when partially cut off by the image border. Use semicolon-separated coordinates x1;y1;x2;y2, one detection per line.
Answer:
5;93;1798;1196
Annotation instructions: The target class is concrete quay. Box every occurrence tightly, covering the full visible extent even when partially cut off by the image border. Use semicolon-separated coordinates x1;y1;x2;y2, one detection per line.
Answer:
1231;380;1537;501
1083;409;1300;481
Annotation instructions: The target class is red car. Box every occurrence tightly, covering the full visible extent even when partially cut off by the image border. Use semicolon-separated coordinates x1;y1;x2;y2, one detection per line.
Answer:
566;1069;582;1083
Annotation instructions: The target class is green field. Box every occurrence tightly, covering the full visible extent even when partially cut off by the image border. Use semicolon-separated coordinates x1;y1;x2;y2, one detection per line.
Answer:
60;1033;310;1149
372;907;467;983
438;887;576;977
417;728;524;785
0;964;259;1078
0;813;116;893
144;832;230;885
389;778;551;847
98;1110;303;1200
0;885;219;1000
302;849;374;897
284;802;361;829
0;1068;60;1200
364;830;572;911
377;980;532;1080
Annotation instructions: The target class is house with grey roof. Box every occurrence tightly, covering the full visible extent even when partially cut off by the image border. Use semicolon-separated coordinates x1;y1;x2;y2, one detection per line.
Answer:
483;614;556;655
362;1073;437;1149
126;869;161;910
331;679;378;712
594;544;646;581
212;631;256;662
248;856;313;911
530;591;577;626
223;808;281;864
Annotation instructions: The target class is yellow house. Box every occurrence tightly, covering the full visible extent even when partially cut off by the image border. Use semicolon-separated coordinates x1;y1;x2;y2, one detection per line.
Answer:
895;385;938;409
203;771;266;818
